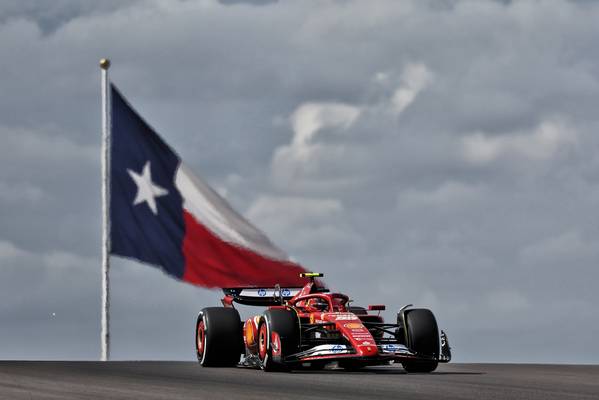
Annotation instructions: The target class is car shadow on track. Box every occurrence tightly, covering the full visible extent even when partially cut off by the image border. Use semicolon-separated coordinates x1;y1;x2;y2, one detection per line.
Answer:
288;368;485;376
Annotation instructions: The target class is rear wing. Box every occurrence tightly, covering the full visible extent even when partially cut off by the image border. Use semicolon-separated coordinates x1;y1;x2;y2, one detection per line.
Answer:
222;287;304;306
222;272;327;307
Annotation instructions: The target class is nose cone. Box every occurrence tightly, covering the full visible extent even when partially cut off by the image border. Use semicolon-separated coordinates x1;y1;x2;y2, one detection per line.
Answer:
333;317;379;356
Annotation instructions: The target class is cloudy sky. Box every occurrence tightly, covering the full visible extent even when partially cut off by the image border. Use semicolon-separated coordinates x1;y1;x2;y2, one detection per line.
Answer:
1;0;598;363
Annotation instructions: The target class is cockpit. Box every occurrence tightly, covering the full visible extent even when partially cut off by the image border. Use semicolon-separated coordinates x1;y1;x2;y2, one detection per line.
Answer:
294;293;349;313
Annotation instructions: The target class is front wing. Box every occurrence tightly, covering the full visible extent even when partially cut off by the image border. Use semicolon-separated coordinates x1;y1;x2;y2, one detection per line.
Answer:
241;331;451;367
283;339;450;365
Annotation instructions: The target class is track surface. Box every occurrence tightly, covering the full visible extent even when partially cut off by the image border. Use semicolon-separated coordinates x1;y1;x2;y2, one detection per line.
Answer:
0;361;597;399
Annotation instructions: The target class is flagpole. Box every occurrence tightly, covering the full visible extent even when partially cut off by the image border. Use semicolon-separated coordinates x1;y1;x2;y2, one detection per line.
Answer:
100;58;111;361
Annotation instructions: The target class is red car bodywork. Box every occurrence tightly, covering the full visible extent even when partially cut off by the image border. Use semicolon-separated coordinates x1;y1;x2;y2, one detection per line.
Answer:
222;275;451;369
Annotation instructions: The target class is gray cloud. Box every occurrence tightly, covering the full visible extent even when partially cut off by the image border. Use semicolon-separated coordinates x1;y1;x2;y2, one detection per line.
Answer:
218;0;278;6
0;0;139;35
0;0;598;363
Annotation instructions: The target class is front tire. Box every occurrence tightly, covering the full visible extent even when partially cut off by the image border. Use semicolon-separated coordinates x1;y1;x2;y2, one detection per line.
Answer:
400;309;439;373
196;307;243;367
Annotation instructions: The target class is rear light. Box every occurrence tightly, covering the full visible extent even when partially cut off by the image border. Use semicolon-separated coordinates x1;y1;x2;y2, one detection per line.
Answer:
368;305;386;311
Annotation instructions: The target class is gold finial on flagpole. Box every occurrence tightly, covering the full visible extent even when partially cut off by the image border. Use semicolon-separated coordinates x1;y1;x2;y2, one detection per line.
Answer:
100;58;111;70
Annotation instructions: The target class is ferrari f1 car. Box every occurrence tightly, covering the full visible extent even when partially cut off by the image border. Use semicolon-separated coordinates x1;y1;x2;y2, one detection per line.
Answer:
195;273;451;372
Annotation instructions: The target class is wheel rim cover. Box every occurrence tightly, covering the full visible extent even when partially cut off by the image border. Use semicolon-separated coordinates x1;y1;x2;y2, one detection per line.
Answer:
258;324;268;360
197;321;205;355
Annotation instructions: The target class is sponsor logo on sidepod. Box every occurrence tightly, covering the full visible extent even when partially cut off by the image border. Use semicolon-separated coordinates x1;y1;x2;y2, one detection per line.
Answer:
282;288;291;296
382;344;400;353
257;289;266;297
332;345;344;353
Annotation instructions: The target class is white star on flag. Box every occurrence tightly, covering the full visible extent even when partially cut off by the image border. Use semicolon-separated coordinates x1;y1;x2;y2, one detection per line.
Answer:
127;161;168;215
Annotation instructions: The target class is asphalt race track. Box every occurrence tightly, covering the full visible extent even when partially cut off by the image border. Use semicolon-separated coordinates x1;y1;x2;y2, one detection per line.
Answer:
0;361;597;399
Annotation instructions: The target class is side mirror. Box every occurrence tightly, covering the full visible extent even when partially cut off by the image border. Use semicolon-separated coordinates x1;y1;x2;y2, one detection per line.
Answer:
368;304;386;311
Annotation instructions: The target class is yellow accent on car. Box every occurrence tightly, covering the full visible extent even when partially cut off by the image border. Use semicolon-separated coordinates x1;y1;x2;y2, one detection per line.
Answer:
300;272;324;278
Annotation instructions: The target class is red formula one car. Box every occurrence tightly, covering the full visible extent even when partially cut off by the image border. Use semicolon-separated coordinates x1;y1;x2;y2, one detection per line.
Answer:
195;273;451;372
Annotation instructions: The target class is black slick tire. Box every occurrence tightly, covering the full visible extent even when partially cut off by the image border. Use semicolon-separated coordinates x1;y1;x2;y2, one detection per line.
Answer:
401;309;439;373
195;307;243;367
258;308;300;372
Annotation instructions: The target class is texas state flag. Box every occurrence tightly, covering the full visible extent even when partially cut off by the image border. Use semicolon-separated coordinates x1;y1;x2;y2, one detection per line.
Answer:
109;84;307;288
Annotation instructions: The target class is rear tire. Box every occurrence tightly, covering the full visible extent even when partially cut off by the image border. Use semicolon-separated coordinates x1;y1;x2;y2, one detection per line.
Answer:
196;307;243;367
258;308;300;372
400;309;439;373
